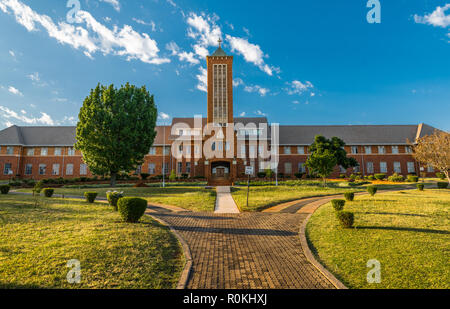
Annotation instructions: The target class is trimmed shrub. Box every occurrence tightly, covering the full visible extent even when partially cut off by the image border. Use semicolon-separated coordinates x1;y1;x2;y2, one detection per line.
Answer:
437;182;449;189
265;168;273;179
257;172;267;178
350;174;357;181
107;191;124;210
367;185;378;196
388;173;404;182
84;192;98;203
169;170;176;182
0;184;10;195
368;175;375;181
331;199;346;211
417;183;425;191
407;175;419;183
374;173;386;181
42;188;54;198
118;197;148;223
294;173;304;179
33;181;43;194
336;211;354;228
339;174;346;179
140;173;150;180
436;172;445;180
344;192;355;201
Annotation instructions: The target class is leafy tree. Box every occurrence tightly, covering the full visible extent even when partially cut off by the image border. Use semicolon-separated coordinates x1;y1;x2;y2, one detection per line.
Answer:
308;135;359;169
411;131;450;183
305;150;337;186
169;170;177;182
76;83;157;186
265;167;273;179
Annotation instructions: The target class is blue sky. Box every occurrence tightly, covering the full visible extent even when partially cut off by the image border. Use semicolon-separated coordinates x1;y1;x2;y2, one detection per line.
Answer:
0;0;449;130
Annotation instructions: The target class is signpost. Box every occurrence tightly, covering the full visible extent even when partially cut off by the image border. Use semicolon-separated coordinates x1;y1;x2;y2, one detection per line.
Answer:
245;166;254;209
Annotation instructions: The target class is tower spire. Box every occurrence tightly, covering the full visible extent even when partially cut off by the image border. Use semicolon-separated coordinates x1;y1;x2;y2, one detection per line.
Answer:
218;38;222;48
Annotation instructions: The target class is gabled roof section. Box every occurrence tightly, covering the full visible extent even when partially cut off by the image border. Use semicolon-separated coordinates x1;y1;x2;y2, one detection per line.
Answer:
0;125;24;145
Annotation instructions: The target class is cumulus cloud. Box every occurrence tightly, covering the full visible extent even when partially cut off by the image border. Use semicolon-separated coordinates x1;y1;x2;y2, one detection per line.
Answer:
244;85;269;97
255;110;267;117
196;67;207;92
166;41;199;64
285;80;314;95
0;106;54;125
187;12;222;57
158;112;171;120
100;0;120;12
8;86;23;96
27;72;40;81
133;18;157;31
233;77;244;87
0;0;169;64
414;4;450;27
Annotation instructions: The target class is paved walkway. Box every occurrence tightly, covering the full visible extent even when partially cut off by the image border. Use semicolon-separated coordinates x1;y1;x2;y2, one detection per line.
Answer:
214;186;240;214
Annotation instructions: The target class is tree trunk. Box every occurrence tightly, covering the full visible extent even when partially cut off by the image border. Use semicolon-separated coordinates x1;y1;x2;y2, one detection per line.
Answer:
110;172;117;187
444;170;450;183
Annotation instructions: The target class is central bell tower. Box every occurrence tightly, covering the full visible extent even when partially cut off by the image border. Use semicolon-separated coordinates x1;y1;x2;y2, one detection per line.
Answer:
206;40;234;126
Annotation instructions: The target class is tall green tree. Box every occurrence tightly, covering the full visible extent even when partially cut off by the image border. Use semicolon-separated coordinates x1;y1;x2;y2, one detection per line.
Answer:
308;135;359;169
76;83;157;186
306;150;337;186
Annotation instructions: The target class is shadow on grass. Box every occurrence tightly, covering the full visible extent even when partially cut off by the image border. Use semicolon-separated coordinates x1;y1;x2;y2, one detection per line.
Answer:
357;226;450;235
363;212;429;217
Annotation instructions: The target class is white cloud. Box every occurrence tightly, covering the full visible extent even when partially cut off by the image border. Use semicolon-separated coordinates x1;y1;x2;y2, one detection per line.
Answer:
0;0;169;65
244;85;269;97
27;72;40;81
414;4;450;27
178;51;199;64
243;27;250;36
233;78;244;87
0;106;54;125
100;0;120;12
292;100;300;104
166;0;177;8
196;67;207;92
187;12;222;57
286;80;314;95
239;112;246;117
8;50;15;57
158;112;170;120
166;41;180;55
8;86;23;96
255;110;267;117
133;18;156;31
226;35;276;76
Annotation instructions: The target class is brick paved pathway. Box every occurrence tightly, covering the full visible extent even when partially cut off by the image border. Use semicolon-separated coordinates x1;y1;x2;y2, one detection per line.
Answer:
150;211;335;289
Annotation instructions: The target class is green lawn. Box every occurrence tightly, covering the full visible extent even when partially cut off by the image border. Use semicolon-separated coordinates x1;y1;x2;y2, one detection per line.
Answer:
232;182;364;212
0;195;184;289
17;186;216;212
306;189;450;289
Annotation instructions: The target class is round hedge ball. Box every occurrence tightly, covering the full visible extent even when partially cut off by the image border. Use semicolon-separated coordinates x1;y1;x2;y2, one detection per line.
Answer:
118;197;148;223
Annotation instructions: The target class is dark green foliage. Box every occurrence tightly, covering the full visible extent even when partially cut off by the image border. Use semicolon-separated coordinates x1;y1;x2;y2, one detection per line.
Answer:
75;83;157;186
294;173;304;179
368;175;375;181
436;172;445;180
344;192;355;201
118;197;148;223
308;135;359;169
257;172;267;178
331;199;346;211
367;186;378;196
0;185;10;195
374;173;386;180
42;188;54;198
107;191;124;211
339;174;346;179
140;173;150;180
169;170;176;181
417;183;425;191
388;173;404;182
407;175;419;183
84;192;98;203
265;168;273;179
437;182;449;189
305;150;337;184
336;211;354;228
33;181;43;194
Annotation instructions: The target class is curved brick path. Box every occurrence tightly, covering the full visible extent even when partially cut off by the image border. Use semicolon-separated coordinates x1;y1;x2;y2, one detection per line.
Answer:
150;211;335;289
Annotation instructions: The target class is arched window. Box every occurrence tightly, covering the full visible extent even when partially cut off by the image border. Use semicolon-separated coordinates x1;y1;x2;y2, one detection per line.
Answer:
212;142;216;151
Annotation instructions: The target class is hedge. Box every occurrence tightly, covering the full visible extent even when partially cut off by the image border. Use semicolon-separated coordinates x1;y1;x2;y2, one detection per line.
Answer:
0;185;10;195
336;211;354;228
84;192;98;203
107;191;124;211
42;188;54;198
374;173;386;180
331;199;345;211
437;182;449;189
344;192;355;201
417;183;424;191
367;186;378;196
118;197;148;223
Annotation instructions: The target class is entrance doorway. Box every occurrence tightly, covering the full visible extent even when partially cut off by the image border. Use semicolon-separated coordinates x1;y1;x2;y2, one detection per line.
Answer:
211;161;231;180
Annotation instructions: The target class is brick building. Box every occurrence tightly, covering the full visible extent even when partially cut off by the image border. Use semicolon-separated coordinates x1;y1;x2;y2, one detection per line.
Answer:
0;44;441;184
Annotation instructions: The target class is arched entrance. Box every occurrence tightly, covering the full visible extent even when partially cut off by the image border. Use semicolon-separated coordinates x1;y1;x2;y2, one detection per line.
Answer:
211;161;231;181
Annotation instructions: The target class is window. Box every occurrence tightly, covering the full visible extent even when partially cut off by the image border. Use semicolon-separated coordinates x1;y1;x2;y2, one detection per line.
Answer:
405;146;413;154
177;162;183;174
6;147;14;155
366;162;374;174
148;163;156;174
394;162;401;173
225;142;231;152
407;162;415;174
351;146;359;154
149;147;156;155
213;64;228;125
427;165;434;173
80;164;88;176
163;147;170;156
3;163;12;175
217;142;223;151
284;146;291;155
211;142;216;151
27;148;35;156
41;148;48;156
380;162;387;173
340;166;347;174
249;146;256;158
68;148;75;156
52;164;60;176
186;162;191;174
298;163;306;173
25;164;33;175
353;165;360;173
135;165;142;175
39;164;46;175
364;146;372;154
297;146;305;155
284;162;292;174
240;145;246;158
162;163;169;175
258;145;264;156
66;164;74;176
195;145;200;155
392;146;399;154
54;148;62;156
378;146;386;154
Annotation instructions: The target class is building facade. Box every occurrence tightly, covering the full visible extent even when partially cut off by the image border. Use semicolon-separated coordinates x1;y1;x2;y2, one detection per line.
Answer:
0;45;441;184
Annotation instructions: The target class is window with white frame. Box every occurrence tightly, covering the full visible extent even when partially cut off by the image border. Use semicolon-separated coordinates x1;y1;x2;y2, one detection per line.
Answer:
240;145;246;158
380;162;387;173
297;146;305;154
351;146;359;154
249;145;256;158
186;162;191;174
366;162;374;174
364;146;372;154
284;162;292;174
162;163;169;175
68;147;75;156
407;162;415;174
25;164;32;175
149;147;156;155
52;164;60;176
54;147;62;156
66;164;74;176
148;163;156;174
392;146;399;154
3;163;12;175
41;148;48;156
39;164;46;175
177;162;183;174
405;146;413;154
299;163;306;173
27;148;35;156
427;165;434;173
163;147;170;156
6;147;14;155
284;146;291;154
80;164;88;175
394;162;401;173
378;146;386;154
